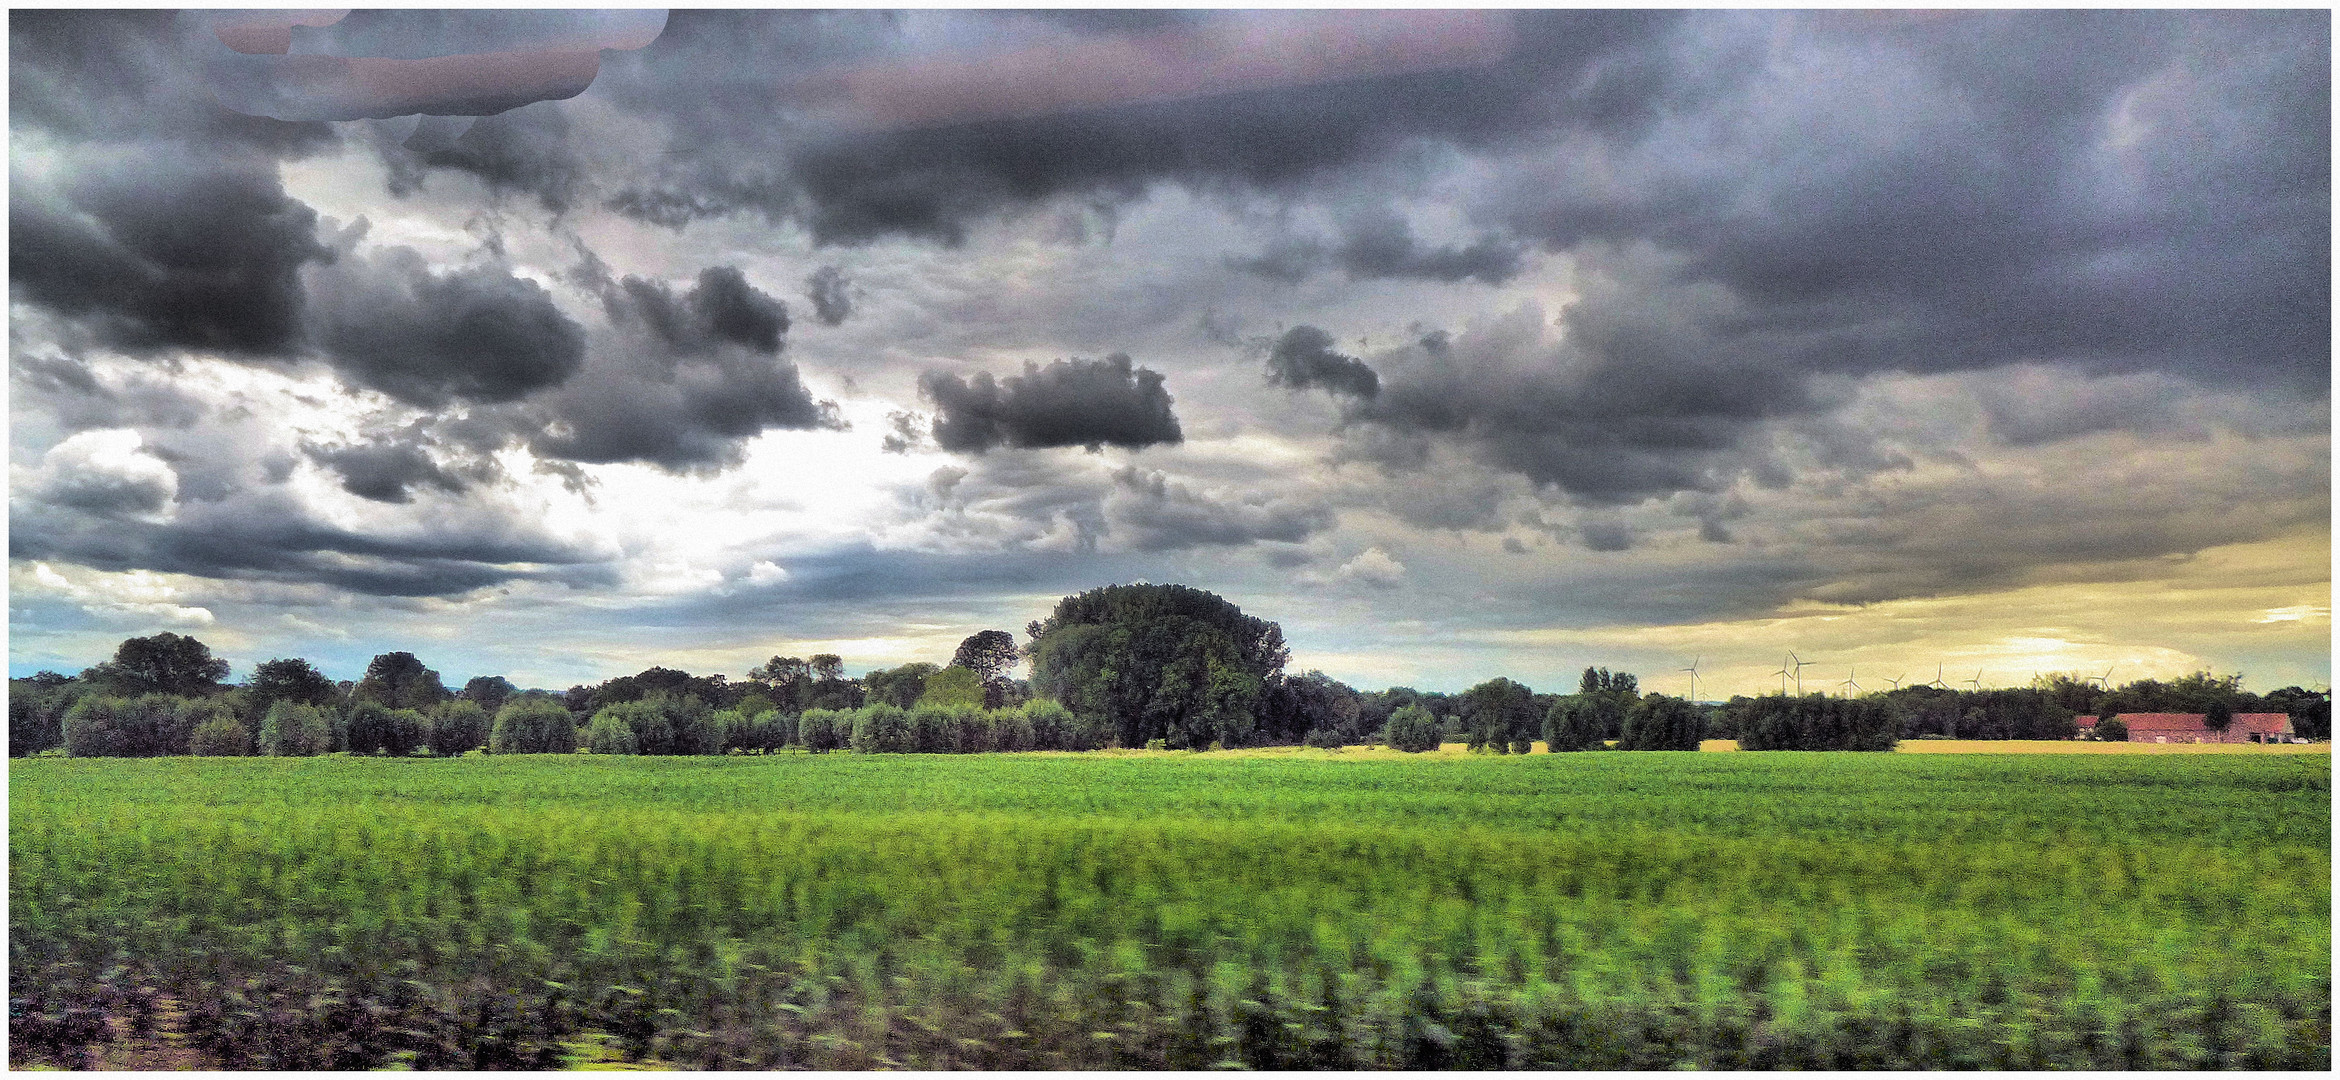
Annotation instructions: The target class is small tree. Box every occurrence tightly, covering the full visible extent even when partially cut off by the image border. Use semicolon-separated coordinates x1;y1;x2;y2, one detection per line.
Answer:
798;708;847;753
428;700;490;757
459;675;517;715
1461;677;1537;754
583;708;640;755
246;657;339;710
1543;696;1605;752
2096;717;2129;742
259;701;331;757
1022;699;1077;751
490;698;578;754
1618;694;1704;751
1384;704;1441;752
61;696;133;757
1303;727;1347;750
851;704;912;753
992;706;1034;752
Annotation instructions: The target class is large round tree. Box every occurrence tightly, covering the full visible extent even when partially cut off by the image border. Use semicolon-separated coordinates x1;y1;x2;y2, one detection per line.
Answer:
1025;584;1288;749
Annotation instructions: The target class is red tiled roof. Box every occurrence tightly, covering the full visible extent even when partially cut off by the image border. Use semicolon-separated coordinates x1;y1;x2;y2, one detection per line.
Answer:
2112;712;2292;734
2076;715;2097;728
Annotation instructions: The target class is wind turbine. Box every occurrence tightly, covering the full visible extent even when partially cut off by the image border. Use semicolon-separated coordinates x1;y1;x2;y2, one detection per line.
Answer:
1840;668;1861;696
1790;652;1814;695
2086;665;2114;689
1931;664;1948;690
1963;668;1983;692
1885;674;1905;691
1773;655;1792;696
1679;656;1701;703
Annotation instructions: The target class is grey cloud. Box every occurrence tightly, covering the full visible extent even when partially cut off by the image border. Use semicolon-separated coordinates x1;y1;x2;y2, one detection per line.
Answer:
1265;325;1378;398
921;353;1182;453
1104;465;1333;551
12;486;611;598
306;439;469;504
1578;520;1633;552
377;103;587;213
610;266;790;355
310;247;585;406
1974;368;2193;447
804;265;854;326
1232;210;1525;287
9;10;337;155
10;156;329;357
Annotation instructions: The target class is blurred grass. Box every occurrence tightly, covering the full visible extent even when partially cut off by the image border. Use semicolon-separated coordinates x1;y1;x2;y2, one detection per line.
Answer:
10;751;2329;1069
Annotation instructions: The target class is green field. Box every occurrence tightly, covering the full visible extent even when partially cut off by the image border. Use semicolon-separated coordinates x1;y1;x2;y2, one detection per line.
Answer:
10;751;2330;1069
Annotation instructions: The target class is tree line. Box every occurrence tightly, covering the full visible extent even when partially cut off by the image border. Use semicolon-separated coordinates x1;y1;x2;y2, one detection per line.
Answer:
9;586;2329;758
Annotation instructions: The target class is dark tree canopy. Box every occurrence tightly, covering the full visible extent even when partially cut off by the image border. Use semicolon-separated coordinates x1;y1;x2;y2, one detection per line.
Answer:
460;675;517;714
1462;677;1538;754
246;657;338;709
89;633;229;697
1026;583;1288;749
951;629;1022;708
353;652;451;711
1619;693;1705;751
863;662;940;709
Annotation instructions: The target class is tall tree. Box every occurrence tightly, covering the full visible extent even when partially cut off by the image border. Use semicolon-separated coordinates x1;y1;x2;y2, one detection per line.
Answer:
352;652;450;711
1026;583;1288;749
459;675;517;715
951;629;1021;707
87;633;228;697
246;657;338;709
1463;677;1539;754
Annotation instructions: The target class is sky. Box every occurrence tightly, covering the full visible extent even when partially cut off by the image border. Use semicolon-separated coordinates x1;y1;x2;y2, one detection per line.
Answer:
7;8;2331;699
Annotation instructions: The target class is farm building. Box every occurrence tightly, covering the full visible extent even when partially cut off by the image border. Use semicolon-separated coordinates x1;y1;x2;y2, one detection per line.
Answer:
2077;712;2296;744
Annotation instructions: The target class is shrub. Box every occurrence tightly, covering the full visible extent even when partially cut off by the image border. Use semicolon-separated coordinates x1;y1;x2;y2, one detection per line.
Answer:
992;706;1034;752
1384;704;1442;752
1303;727;1346;750
753;710;796;751
1023;699;1076;750
583;708;639;755
490;699;578;754
189;716;253;756
345;700;395;755
907;704;956;753
2096;717;2129;742
259;701;331;757
590;697;716;755
1543;697;1605;752
428;700;490;757
851;704;913;753
798;709;847;753
1735;694;1897;751
1144;738;1168;751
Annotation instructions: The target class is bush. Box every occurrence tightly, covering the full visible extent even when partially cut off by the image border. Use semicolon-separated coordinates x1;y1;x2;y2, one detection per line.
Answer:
61;696;133;757
1735;694;1898;751
259;701;331;757
907;703;956;753
1023;699;1076;750
428;700;490;757
345;700;395;755
799;709;847;753
490;699;578;754
1618;694;1705;751
1543;697;1605;752
1384;704;1441;752
851;704;913;753
189;716;253;756
2095;717;2128;742
1303;727;1346;750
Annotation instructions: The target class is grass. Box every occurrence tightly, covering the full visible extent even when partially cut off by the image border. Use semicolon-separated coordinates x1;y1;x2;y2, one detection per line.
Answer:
10;750;2329;1069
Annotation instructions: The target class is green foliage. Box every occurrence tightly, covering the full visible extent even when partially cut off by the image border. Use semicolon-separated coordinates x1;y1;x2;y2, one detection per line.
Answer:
352;652;451;711
9;678;69;756
2096;717;2129;742
951;629;1022;707
1618;693;1705;751
1382;703;1442;752
1461;677;1538;753
490;698;579;755
1019;699;1081;750
862;662;939;709
917;666;986;709
60;694;192;757
60;696;131;758
459;675;517;715
850;703;913;753
84;632;229;698
1025;583;1288;750
1301;727;1346;749
245;657;338;710
583;708;639;755
1269;670;1363;744
258;701;331;757
9;753;2328;1070
797;708;848;753
1542;695;1608;752
428;700;491;757
188;716;253;757
1735;694;1898;751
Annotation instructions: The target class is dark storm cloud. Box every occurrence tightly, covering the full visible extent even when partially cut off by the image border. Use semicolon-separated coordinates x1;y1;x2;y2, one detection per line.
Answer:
11;487;611;598
305;439;468;504
804;265;854;326
10;157;328;357
1236;209;1525;286
600;9;1685;243
921;354;1182;453
1265;325;1378;398
610;266;789;355
310;247;586;406
486;264;839;471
